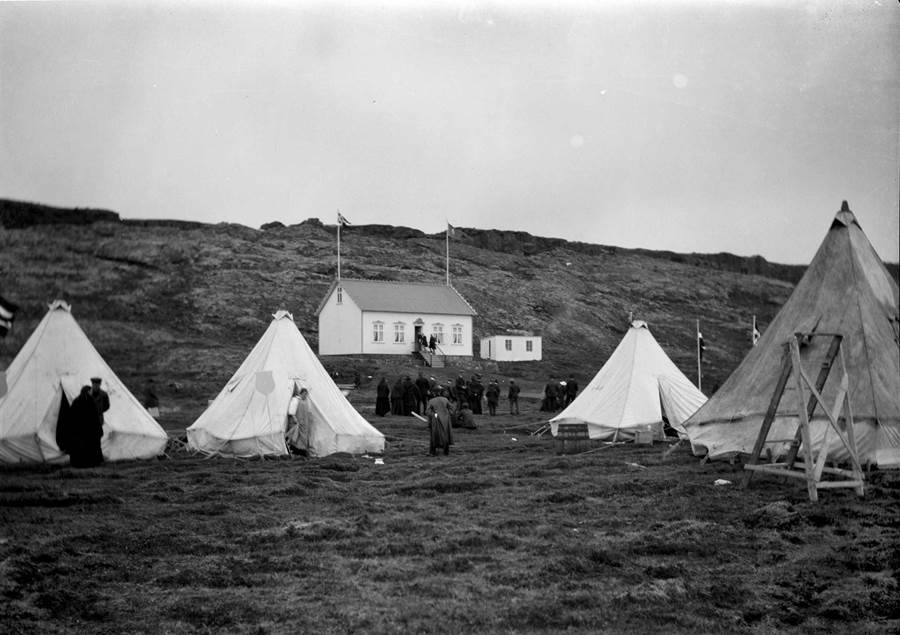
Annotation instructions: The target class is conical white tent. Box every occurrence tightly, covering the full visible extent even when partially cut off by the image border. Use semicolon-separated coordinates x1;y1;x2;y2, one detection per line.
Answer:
684;204;900;465
0;300;168;464
187;310;385;458
550;321;707;441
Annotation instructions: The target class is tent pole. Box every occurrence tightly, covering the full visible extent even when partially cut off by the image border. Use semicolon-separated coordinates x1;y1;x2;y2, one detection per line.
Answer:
696;319;702;392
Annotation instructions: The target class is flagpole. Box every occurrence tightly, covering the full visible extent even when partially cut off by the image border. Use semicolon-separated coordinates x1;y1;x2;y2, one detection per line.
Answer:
445;223;450;286
696;319;702;391
337;217;341;282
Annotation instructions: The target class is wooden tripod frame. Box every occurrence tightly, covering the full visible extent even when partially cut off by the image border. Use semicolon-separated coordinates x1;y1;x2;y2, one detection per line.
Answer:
742;332;865;502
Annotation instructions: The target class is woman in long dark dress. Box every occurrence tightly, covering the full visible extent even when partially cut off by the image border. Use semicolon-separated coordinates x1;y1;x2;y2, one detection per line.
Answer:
66;385;105;468
425;389;453;456
374;377;391;416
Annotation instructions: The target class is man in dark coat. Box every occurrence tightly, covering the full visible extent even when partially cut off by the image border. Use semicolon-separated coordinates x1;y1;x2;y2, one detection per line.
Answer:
375;377;391;416
508;380;520;415
541;378;559;412
89;377;110;423
415;371;431;415
401;376;419;416
390;377;404;415
467;374;484;415
565;374;579;406
485;379;500;416
66;385;105;468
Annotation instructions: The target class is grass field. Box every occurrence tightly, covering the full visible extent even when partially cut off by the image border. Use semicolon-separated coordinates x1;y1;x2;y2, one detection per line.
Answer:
2;404;899;634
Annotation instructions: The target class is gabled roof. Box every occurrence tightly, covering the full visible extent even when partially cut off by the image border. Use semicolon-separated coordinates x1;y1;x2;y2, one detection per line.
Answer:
316;278;477;317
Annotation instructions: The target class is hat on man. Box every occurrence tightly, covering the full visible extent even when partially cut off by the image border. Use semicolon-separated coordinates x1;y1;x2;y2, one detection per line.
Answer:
90;377;102;384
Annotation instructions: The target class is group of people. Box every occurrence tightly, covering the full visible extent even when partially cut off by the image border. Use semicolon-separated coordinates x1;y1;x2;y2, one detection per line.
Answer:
415;333;439;355
539;375;579;412
374;372;526;418
373;371;534;456
56;377;110;468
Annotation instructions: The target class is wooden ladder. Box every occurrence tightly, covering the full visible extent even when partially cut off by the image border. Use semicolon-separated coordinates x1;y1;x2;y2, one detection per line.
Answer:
742;332;865;502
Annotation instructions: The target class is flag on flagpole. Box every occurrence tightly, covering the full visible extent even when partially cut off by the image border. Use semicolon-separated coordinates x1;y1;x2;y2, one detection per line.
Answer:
447;222;455;236
0;294;19;337
337;211;351;227
751;316;760;346
697;329;706;362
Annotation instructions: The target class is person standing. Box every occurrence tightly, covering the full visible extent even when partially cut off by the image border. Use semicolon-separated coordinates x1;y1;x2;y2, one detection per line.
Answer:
66;385;105;468
390;377;404;415
142;378;160;418
467;374;484;415
428;334;437;354
565;374;579;406
507;379;520;415
485;379;500;416
541;377;558;412
375;377;391;416
89;377;110;423
286;385;311;456
425;389;453;456
415;371;431;415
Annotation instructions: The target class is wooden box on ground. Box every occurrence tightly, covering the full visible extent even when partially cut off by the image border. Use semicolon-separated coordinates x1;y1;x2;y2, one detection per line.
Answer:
633;429;654;445
556;423;590;454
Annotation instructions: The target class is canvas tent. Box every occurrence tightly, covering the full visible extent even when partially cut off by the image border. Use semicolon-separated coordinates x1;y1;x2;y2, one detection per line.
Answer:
550;320;708;441
683;203;900;466
187;310;385;458
0;300;167;464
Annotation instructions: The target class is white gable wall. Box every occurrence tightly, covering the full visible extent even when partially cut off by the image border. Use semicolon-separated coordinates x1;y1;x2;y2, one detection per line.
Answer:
480;335;542;361
317;288;363;355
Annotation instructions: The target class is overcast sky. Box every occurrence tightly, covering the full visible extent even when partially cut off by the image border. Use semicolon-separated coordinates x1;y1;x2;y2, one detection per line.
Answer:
1;1;897;264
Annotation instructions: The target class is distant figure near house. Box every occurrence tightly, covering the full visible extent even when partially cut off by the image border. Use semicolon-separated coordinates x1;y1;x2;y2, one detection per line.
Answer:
391;377;404;415
485;379;500;416
507;380;520;415
428;334;437;354
541;377;559;412
565;374;579;406
468;374;484;415
375;377;391;416
415;371;431;414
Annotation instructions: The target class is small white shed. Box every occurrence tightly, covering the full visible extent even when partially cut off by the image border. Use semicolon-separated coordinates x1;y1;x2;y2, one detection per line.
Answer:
480;333;542;362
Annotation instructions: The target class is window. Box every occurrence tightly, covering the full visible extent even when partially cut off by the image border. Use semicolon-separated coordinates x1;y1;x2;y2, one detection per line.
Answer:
525;340;533;352
373;322;384;343
505;339;512;351
394;323;405;344
336;287;343;304
451;324;463;345
432;324;444;344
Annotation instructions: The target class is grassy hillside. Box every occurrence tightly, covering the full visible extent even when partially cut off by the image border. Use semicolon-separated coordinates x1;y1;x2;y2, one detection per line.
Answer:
1;198;895;429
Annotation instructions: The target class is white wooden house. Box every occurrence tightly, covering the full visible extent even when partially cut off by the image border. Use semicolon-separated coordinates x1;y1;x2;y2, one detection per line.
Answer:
316;279;477;358
480;333;542;362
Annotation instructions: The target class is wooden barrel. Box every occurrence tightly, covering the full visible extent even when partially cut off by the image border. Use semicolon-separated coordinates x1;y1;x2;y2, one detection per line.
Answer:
556;423;590;454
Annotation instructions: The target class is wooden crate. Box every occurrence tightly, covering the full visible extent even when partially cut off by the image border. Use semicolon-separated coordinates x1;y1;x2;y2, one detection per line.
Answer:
556;423;590;454
633;429;654;445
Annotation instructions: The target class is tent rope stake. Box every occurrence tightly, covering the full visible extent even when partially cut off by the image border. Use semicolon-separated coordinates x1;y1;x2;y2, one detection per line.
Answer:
742;332;865;502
